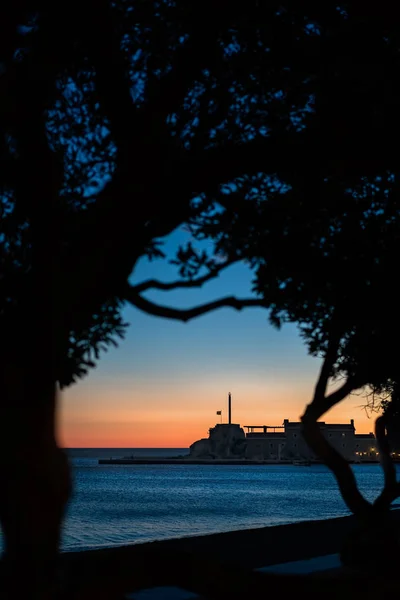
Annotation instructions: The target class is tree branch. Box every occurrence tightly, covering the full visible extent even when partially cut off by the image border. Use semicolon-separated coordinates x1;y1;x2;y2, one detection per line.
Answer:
57;1;229;313
374;414;400;512
303;378;359;423
178;132;308;197
125;290;267;322
302;327;348;421
131;260;238;294
301;419;372;517
375;414;397;490
143;1;230;132
314;333;341;401
301;339;371;519
178;122;400;200
374;481;400;513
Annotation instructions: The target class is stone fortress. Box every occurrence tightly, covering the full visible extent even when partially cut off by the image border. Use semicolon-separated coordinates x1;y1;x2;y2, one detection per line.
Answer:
189;394;378;463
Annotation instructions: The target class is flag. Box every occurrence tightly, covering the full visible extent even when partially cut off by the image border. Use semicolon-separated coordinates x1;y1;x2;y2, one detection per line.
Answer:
216;411;222;415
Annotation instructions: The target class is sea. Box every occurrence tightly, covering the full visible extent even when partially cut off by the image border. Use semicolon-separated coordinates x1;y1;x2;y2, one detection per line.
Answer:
1;448;396;553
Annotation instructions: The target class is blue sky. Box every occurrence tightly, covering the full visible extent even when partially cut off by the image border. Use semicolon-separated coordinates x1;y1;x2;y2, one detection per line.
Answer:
60;227;374;447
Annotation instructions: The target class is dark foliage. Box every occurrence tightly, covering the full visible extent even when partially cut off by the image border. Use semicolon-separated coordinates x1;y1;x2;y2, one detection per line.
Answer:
0;1;272;385
4;2;400;593
7;2;400;390
187;4;400;521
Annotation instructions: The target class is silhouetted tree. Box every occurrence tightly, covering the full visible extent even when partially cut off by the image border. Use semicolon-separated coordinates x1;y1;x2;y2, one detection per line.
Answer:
194;172;400;485
384;390;400;456
0;1;319;596
366;385;400;456
186;6;400;571
4;1;400;595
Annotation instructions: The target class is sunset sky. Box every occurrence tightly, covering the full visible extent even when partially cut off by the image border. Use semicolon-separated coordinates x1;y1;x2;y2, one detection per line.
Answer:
59;228;376;448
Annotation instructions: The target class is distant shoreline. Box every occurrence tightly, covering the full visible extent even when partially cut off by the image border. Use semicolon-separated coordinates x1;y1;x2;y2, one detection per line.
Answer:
98;457;381;465
99;458;292;465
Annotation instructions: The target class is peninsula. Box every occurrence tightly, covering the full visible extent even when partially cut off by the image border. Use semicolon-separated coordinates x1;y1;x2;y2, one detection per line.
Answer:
99;394;379;465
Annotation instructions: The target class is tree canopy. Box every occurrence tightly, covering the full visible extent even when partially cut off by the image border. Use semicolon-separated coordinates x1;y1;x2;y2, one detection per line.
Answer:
2;0;400;477
5;1;400;592
4;1;400;389
1;0;301;385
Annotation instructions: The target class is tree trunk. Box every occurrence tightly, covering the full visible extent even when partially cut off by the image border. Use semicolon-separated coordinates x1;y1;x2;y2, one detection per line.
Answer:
340;508;399;574
0;366;71;599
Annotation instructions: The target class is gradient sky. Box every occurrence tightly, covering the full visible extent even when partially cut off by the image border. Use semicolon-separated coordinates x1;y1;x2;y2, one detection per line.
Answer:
59;228;376;448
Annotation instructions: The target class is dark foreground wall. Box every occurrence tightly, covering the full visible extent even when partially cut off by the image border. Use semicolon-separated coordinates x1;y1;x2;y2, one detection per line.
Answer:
57;511;400;598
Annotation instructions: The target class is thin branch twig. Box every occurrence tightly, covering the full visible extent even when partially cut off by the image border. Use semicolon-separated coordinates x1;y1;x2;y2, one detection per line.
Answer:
131;260;238;294
125;290;267;322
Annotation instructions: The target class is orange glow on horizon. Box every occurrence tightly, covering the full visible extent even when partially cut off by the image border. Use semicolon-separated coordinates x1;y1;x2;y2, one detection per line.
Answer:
58;380;376;448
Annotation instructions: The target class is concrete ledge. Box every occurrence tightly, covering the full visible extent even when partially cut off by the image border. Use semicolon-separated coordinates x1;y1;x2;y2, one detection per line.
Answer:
99;458;292;465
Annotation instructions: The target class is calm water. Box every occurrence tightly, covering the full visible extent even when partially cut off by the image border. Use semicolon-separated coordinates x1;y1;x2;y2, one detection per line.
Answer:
0;449;394;552
61;448;392;552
